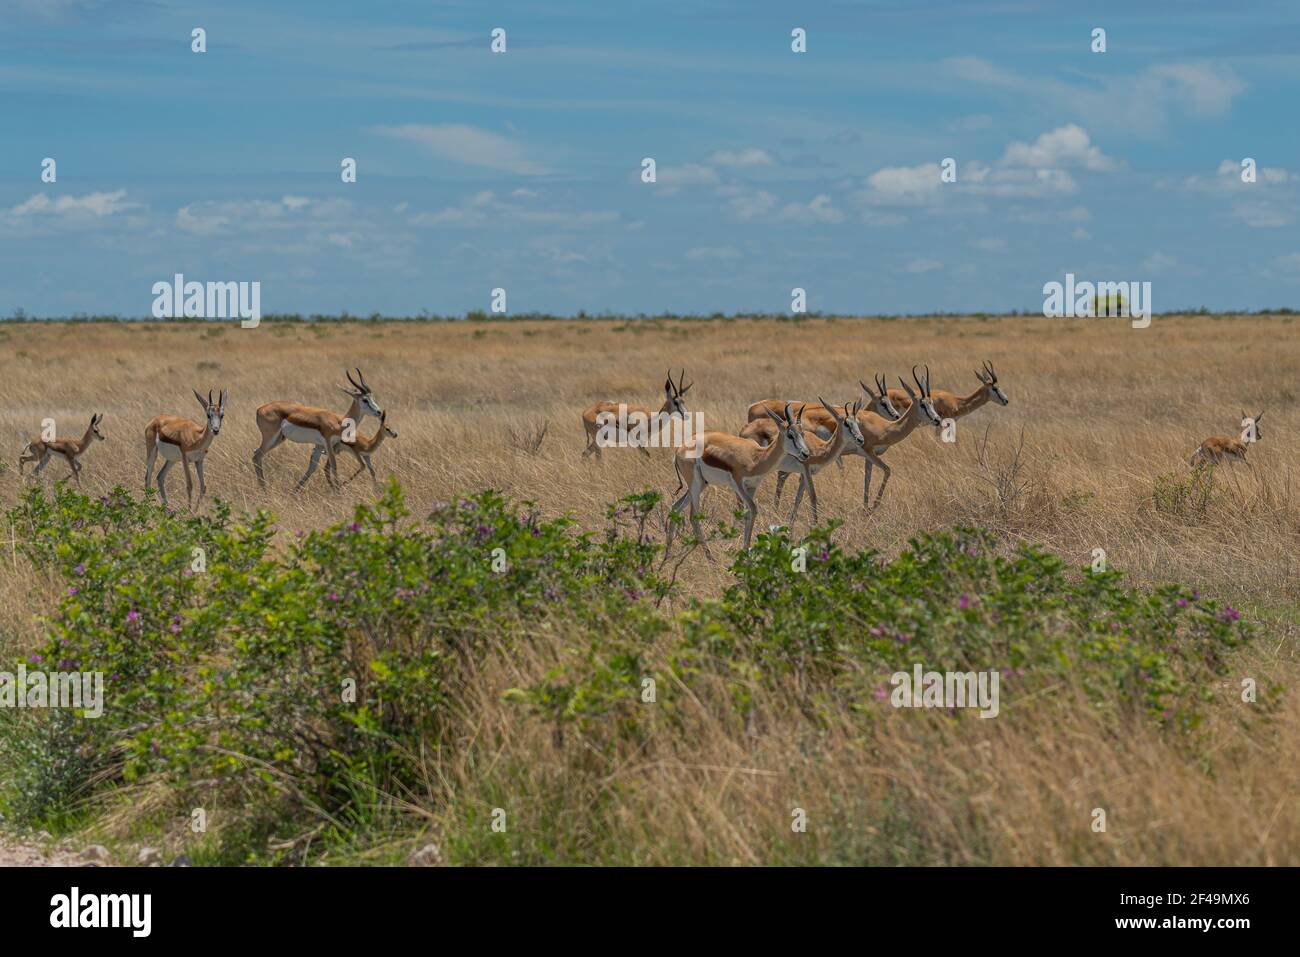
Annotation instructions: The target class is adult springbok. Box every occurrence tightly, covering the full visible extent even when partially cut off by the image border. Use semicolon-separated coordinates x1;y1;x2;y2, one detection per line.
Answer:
805;367;942;508
668;403;811;550
887;360;1008;420
739;397;865;524
581;369;692;458
1191;411;1263;465
144;390;226;509
18;414;105;486
252;369;383;491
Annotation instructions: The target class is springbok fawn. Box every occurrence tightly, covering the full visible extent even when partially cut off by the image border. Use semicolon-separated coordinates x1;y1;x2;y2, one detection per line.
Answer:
252;368;383;491
1192;411;1263;465
669;403;812;550
144;390;226;509
18;414;105;486
581;369;692;458
338;411;397;487
740;397;866;524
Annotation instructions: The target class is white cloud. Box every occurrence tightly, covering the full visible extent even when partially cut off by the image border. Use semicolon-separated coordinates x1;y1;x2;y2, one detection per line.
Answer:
708;148;775;167
9;189;138;218
970;238;1006;252
726;189;778;220
905;258;943;274
944;58;1246;134
1165;161;1296;228
999;124;1117;171
373;123;550;175
860;163;943;206
656;164;719;191
176;195;336;236
779;194;845;224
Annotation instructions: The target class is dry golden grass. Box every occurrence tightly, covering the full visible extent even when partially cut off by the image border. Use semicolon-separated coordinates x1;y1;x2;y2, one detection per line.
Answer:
1;315;1297;864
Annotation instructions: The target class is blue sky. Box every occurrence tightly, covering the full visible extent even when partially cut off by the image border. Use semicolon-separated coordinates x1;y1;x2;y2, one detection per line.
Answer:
2;0;1298;316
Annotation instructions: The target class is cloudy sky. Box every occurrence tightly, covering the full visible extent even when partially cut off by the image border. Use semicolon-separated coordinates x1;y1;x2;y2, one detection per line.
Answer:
2;0;1298;316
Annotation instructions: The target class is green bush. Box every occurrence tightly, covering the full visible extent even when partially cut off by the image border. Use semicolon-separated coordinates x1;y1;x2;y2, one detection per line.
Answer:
0;481;1254;854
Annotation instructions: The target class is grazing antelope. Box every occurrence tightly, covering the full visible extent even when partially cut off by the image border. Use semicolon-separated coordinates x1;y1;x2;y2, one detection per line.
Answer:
252;368;383;491
668;403;812;550
746;374;902;428
739;397;866;523
888;360;1008;420
338;411;398;487
581;369;692;458
837;367;942;508
18;414;105;486
1191;411;1263;465
144;390;226;509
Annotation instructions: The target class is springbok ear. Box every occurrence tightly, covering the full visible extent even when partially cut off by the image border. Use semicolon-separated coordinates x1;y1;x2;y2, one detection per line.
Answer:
193;389;208;410
763;406;784;425
897;377;918;400
219;389;228;409
1255;410;1264;421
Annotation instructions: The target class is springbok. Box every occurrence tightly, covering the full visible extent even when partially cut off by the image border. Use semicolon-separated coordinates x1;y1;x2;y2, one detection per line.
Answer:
144;390;226;509
252;368;383;491
739;397;865;523
338;411;398;487
668;403;812;550
581;369;692;458
18;414;105;486
887;360;1008;420
1191;411;1263;465
746;374;901;427
808;367;942;508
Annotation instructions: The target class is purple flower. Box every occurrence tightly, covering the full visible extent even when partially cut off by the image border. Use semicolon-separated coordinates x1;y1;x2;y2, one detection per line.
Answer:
126;610;140;623
28;654;42;664
1219;607;1240;623
328;592;340;602
66;586;78;596
958;594;976;610
349;522;360;532
895;631;913;643
73;563;85;576
1176;598;1188;608
873;685;889;700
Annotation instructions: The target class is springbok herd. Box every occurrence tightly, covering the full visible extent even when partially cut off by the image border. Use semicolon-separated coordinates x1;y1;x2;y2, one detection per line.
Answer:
15;363;1263;542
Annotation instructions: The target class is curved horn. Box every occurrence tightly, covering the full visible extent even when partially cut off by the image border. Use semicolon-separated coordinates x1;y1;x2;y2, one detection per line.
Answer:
355;368;369;391
983;359;997;382
783;402;794;424
345;368;360;390
817;396;837;420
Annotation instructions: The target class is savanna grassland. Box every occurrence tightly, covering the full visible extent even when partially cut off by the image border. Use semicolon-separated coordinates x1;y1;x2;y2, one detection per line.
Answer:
0;313;1297;866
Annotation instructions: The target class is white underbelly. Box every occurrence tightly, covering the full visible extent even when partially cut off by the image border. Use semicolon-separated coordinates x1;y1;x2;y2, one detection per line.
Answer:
281;422;329;446
698;462;735;488
156;441;206;463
